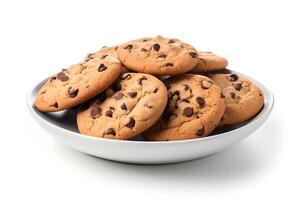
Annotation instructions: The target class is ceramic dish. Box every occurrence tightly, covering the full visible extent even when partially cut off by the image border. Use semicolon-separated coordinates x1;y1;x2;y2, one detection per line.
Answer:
27;71;274;164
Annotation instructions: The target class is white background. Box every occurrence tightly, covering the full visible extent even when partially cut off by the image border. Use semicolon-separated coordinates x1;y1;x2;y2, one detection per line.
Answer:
0;0;298;199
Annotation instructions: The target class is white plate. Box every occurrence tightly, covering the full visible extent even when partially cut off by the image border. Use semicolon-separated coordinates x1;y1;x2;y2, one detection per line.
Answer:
27;71;274;164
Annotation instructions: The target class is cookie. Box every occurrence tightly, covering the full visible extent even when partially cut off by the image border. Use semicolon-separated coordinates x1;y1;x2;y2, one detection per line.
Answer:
117;35;198;75
77;73;168;140
207;73;264;126
190;51;228;73
34;53;122;112
84;45;129;73
143;74;225;141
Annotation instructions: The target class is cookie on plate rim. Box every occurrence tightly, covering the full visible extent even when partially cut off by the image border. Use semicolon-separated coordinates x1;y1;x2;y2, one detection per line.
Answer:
207;73;264;127
35;52;122;112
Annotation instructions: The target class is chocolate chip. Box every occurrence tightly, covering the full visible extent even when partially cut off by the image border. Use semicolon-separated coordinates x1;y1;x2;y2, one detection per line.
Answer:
201;80;212;89
98;64;107;72
153;88;158;93
57;72;69;82
115;92;124;100
153;43;160;51
234;83;243;91
188;52;197;58
105;128;116;136
183;84;190;91
164;63;173;67
125;117;135;128
166;84;171;90
68;87;79;98
170;90;180;99
196;97;205;108
50;102;58;108
112;84;122;92
90;107;101;119
230;92;235;98
100;55;108;59
50;76;56;83
124;44;133;50
105;88;114;97
141;48;147;52
196;127;204;137
221;93;225;98
105;109;113;117
183;107;194;117
181;98;190;103
168;39;175;44
228;74;239;82
138;76;147;85
120;103;127;110
121;74;131;80
259;93;263;97
157;54;167;59
128;92;137;97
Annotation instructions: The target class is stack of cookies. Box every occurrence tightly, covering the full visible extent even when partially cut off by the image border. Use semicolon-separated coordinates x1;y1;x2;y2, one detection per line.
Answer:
34;36;264;141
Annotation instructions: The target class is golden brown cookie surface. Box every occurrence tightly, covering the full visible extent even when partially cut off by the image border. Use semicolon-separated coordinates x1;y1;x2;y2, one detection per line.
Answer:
77;73;168;140
35;53;121;112
208;73;264;126
143;74;225;141
190;51;228;72
117;36;198;75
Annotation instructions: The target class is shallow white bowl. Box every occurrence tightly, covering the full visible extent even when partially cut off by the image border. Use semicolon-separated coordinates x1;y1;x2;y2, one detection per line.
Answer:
27;71;274;164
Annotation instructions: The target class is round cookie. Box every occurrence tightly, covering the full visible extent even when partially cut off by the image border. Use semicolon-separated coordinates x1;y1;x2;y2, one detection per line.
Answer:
83;45;129;73
190;51;228;73
77;73;168;140
117;35;199;75
143;74;225;141
207;73;264;127
35;53;122;112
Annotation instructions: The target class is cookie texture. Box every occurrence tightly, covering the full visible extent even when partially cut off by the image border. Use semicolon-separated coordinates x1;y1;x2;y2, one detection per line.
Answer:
117;35;198;75
190;51;228;73
143;74;225;141
34;54;122;112
207;73;264;126
77;73;168;140
84;45;129;73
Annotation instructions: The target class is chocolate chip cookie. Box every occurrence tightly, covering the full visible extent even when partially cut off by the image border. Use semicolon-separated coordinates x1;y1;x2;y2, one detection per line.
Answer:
143;74;225;141
77;73;168;140
117;35;198;75
207;73;264;126
190;51;228;73
34;54;122;112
